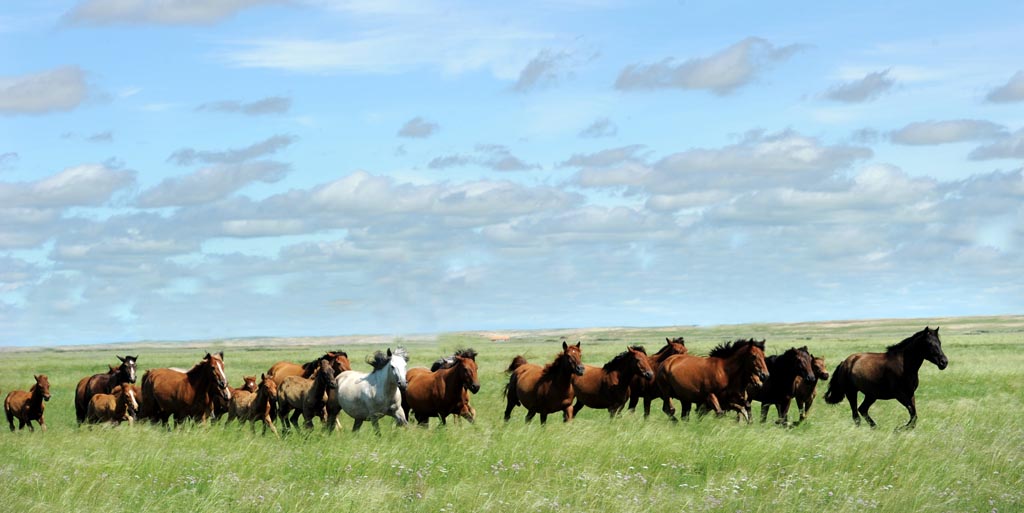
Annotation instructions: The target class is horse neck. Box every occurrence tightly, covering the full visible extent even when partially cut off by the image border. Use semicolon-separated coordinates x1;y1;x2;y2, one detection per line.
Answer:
893;346;924;374
718;348;750;382
186;364;215;392
369;363;399;396
29;385;45;412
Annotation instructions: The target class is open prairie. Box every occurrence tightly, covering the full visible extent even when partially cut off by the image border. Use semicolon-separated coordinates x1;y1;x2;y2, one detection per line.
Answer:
1;316;1021;512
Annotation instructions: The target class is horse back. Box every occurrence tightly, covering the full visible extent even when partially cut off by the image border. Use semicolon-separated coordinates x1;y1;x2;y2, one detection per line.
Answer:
571;364;606;397
846;352;906;399
269;362;303;387
659;354;725;399
514;363;574;413
144;368;204;417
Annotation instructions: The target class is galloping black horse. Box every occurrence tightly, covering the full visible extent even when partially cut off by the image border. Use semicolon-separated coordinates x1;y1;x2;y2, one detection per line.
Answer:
825;327;948;429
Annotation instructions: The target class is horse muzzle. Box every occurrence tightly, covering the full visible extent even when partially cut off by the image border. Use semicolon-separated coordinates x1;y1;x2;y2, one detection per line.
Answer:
642;370;654;380
574;365;586;376
467;383;480;394
44;395;51;402
936;357;948;370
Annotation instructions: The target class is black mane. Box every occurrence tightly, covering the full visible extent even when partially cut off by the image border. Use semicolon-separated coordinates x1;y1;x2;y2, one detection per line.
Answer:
602;346;647;372
887;327;935;354
431;348;478;371
709;338;764;358
366;351;390;371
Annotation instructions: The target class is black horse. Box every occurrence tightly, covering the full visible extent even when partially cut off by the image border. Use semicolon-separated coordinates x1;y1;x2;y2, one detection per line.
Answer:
825;327;948;429
747;346;817;425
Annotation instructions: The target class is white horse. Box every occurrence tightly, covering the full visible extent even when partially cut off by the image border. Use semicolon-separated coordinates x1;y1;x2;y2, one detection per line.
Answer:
330;347;409;432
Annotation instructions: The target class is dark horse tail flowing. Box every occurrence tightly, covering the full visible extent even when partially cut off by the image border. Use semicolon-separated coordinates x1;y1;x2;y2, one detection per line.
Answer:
825;326;948;429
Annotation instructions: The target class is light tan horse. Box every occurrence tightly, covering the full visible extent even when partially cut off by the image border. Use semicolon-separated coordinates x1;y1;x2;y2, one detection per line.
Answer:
278;360;336;429
5;374;52;432
503;341;585;424
86;384;139;425
227;374;279;436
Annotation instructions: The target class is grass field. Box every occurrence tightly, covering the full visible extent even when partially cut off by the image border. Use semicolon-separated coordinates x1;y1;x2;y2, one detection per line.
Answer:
1;316;1022;512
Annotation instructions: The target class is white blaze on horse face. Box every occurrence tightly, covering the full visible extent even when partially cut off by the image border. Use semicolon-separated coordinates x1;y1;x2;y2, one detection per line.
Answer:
127;388;138;411
392;356;408;388
215;360;231;400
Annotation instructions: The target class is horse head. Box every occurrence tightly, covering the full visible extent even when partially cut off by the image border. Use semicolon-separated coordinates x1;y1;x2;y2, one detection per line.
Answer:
205;352;231;401
117;355;138;383
561;341;585;376
115;384;139;417
387;347;409;390
317;359;338;390
921;327;948;370
455;352;481;394
793;346;816;383
241;376;258;393
812;356;829;381
628;346;654;380
327;351;352;373
34;374;51;402
746;340;769;387
258;373;278;401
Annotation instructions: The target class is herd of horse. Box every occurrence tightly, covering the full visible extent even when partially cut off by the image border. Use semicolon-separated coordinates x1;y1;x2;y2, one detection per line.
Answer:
2;327;949;434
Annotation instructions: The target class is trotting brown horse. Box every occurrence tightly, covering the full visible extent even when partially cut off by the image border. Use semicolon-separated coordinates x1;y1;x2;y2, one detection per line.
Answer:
656;339;769;421
140;352;230;426
75;355;137;424
627;337;688;417
572;346;653;418
747;346;816;426
5;374;51;432
504;341;585;424
793;355;829;423
278;359;337;430
227;374;279;436
268;351;351;388
403;348;481;426
825;327;948;429
211;376;258;421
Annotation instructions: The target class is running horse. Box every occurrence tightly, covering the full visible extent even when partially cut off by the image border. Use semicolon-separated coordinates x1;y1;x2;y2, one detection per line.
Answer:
746;346;817;426
402;348;481;426
627;338;689;417
825;327;948;429
793;354;829;423
329;348;409;433
75;355;138;424
267;351;351;388
503;341;585;424
4;374;51;432
656;339;769;421
571;346;653;418
140;352;230;426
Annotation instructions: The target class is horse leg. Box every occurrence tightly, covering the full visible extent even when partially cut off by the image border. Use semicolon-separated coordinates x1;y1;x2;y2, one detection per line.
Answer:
38;415;46;433
539;413;548;424
524;411;536;423
759;402;769;423
896;394;917;430
371;418;382;436
642;396;653;418
503;392;518;422
846;391;861;426
678;402;691;421
706;394;724;416
393;407;408;428
264;415;279;437
571;401;584;418
627;392;640;414
858;396;878;428
352;419;363;432
564;406;574;423
23;419;31;431
778;398;792;427
289;409;302;429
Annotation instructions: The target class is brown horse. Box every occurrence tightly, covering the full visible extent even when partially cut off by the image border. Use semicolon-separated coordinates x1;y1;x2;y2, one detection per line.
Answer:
278;359;337;430
572;346;653;418
825;327;948;429
793;355;829;423
227;374;279;436
627;337;688;417
86;384;139;425
5;374;51;432
140;352;230;426
403;348;481;426
656;339;769;421
504;341;585;424
211;376;258;421
747;346;816;426
267;351;351;388
75;355;138;424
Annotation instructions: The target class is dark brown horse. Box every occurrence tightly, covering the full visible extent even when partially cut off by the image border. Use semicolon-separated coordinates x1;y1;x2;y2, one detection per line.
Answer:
75;355;138;424
504;341;585;424
628;337;688;417
140;352;230;426
402;348;481;426
268;351;351;388
793;355;829;423
747;346;816;426
5;374;51;432
572;346;653;418
656;339;769;421
825;327;948;429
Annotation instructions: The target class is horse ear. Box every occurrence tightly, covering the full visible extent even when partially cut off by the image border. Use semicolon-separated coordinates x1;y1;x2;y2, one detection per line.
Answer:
387;348;393;358
666;338;671;344
562;341;568;351
575;341;581;348
935;326;939;332
218;351;224;359
204;352;212;360
261;373;266;380
117;355;125;363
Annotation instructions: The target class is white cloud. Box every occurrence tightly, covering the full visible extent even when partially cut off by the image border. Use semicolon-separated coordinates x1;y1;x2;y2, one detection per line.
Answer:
986;70;1024;103
890;119;1006;145
167;134;295;166
397;116;439;138
968;129;1024;160
822;69;894;103
196;96;291;115
65;0;287;25
0;164;135;208
0;66;88;115
614;37;804;95
513;49;577;92
136;161;291;208
578;117;617;138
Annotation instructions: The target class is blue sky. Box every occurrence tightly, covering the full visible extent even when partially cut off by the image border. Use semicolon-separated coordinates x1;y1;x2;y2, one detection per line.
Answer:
1;1;1022;346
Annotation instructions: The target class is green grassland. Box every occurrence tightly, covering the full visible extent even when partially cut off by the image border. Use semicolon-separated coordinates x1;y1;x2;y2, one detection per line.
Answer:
1;316;1022;512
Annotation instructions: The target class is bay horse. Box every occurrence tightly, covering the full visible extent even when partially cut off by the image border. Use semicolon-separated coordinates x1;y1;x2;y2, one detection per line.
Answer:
86;384;139;425
627;337;688;417
278;359;337;430
572;346;653;418
75;355;138;424
329;347;409;433
140;352;230;426
825;326;948;429
503;341;585;424
402;348;481;426
793;354;829;423
4;374;51;432
268;351;351;388
227;374;279;436
656;339;769;421
746;346;816;426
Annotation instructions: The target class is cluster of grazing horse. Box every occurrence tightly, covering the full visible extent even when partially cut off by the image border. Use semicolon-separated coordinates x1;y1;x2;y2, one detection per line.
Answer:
2;326;948;434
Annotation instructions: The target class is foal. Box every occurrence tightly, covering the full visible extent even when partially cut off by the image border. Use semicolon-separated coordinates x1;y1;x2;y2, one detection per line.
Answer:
87;384;139;425
4;374;52;432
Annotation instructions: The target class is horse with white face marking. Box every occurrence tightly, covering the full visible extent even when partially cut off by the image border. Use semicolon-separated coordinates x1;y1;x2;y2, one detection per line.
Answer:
329;348;409;433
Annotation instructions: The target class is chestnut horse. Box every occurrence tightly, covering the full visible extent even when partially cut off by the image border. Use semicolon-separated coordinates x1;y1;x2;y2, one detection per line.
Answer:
504;341;585;424
268;351;351;388
403;348;481;426
5;374;51;432
656;339;769;421
86;384;139;425
75;355;137;424
572;346;653;418
793;355;829;423
227;374;279;436
825;327;948;429
278;359;337;430
211;376;258;421
747;346;816;426
627;337;689;417
140;352;230;426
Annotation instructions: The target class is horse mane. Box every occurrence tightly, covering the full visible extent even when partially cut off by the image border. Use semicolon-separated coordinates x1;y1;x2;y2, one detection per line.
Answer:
602;346;646;372
431;348;479;371
709;338;764;358
366;347;408;371
886;329;929;354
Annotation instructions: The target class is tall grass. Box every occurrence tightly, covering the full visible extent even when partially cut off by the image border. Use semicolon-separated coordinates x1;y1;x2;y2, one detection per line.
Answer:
1;316;1022;512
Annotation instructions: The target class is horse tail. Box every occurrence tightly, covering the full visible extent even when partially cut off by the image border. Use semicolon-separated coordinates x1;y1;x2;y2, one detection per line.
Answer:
506;355;528;374
824;360;850;404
